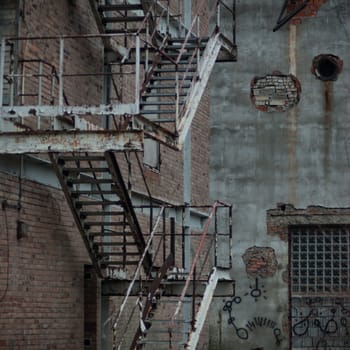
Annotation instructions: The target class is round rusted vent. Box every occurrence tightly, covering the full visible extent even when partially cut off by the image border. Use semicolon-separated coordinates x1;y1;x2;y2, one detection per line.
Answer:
312;54;343;81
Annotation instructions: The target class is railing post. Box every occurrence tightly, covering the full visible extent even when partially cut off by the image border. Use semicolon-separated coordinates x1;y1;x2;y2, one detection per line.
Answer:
135;35;140;113
214;205;218;267
175;71;179;132
216;0;221;29
56;38;64;130
58;38;64;113
232;0;236;44
229;204;233;268
0;39;5;131
170;217;175;260
37;61;43;129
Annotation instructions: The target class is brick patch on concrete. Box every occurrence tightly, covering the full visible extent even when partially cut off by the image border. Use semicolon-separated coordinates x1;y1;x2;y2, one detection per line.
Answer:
250;73;301;112
242;246;278;278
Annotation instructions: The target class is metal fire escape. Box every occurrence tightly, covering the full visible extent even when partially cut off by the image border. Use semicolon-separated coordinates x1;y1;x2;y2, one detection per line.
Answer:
0;0;236;348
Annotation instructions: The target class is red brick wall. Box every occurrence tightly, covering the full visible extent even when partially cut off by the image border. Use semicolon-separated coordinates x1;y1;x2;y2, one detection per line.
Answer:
0;171;89;349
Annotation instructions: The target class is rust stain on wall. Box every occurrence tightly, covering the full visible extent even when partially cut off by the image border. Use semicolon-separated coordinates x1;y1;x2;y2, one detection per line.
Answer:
323;81;333;175
287;25;298;205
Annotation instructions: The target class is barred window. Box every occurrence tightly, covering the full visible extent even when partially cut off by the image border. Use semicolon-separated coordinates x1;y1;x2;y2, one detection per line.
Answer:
290;225;350;294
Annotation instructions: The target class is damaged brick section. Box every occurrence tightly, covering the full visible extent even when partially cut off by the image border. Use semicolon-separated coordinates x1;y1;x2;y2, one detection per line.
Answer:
242;246;278;278
250;72;301;112
289;0;327;23
267;203;350;241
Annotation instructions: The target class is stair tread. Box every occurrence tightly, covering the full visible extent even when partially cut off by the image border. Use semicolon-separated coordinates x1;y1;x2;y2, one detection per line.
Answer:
58;155;105;161
103;261;139;265
85;221;127;226
80;211;124;216
89;231;133;236
99;252;140;256
105;28;146;34
154;68;196;73
67;178;113;184
102;16;145;23
75;200;122;206
71;190;117;197
63;167;109;172
141;110;175;114
99;4;143;12
93;241;136;246
142;92;187;97
146;84;191;89
141;101;184;106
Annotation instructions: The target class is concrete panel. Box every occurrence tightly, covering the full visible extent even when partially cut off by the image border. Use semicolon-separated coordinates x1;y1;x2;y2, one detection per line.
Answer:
209;0;350;348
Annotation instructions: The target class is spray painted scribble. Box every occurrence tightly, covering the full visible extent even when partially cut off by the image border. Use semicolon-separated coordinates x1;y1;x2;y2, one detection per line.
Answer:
291;297;350;348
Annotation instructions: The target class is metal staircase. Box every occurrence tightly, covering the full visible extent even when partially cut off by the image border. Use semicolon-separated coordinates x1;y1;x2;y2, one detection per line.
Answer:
0;1;237;348
0;0;236;149
49;151;153;278
102;201;234;350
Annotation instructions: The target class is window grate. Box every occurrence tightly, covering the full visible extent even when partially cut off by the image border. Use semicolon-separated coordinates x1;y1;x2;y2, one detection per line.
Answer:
290;226;350;294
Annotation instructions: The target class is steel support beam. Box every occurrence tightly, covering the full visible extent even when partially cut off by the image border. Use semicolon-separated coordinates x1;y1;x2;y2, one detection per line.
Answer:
177;31;223;147
0;103;139;118
101;276;235;297
0;130;143;154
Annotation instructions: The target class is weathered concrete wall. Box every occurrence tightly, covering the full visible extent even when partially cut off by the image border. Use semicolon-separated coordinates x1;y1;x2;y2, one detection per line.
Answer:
209;0;350;349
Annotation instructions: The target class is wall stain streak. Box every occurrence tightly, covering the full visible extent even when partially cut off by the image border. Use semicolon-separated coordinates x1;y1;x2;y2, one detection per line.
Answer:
287;24;298;205
323;81;333;176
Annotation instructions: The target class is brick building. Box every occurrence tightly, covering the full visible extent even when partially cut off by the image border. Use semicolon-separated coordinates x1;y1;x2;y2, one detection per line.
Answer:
0;0;236;349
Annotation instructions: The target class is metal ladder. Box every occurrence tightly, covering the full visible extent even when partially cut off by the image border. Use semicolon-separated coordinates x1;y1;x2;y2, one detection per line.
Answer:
49;151;153;278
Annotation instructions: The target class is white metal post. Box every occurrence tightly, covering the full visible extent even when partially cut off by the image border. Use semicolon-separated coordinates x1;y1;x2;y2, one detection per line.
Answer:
58;38;64;127
37;61;43;130
0;39;6;131
135;35;140;113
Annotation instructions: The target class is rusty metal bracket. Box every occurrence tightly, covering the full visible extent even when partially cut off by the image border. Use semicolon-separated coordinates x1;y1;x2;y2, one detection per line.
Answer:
273;0;309;32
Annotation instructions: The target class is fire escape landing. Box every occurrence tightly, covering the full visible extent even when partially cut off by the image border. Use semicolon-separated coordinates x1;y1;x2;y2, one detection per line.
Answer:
0;1;236;348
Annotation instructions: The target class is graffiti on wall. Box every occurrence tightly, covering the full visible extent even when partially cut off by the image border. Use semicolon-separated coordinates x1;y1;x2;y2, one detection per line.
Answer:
292;296;350;349
223;279;283;345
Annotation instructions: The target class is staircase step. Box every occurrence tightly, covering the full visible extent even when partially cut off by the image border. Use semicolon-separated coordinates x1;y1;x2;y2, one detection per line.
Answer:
155;60;195;65
99;252;140;256
63;167;109;173
141;101;183;106
67;178;114;184
150;76;192;81
75;200;122;206
93;241;135;246
154;67;196;73
58;155;105;161
142;92;187;97
146;84;191;90
146;319;191;323
71;190;117;196
103;260;139;265
102;16;145;23
80;211;124;216
98;4;143;12
137;340;186;345
141;109;175;115
105;28;146;34
85;221;126;227
169;37;209;44
89;231;133;237
141;118;176;123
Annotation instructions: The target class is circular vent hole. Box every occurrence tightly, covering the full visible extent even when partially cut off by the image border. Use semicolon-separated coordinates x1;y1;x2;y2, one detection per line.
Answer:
312;54;343;81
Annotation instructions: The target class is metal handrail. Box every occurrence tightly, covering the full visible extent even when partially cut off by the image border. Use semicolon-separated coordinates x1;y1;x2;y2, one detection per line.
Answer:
167;200;229;348
106;206;165;346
